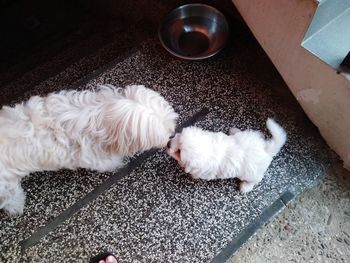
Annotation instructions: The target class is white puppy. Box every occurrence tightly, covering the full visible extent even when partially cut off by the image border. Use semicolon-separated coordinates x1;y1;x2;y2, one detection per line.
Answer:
0;84;178;215
167;118;287;193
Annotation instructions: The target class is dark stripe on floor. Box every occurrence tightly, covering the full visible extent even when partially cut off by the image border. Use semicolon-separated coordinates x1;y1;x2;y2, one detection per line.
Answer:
211;190;295;263
19;107;210;251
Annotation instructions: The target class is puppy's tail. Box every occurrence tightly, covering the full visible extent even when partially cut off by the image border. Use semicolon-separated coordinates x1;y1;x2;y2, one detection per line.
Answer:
265;118;287;157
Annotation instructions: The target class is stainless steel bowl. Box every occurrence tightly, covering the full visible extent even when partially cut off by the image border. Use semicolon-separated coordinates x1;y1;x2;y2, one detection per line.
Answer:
158;4;229;60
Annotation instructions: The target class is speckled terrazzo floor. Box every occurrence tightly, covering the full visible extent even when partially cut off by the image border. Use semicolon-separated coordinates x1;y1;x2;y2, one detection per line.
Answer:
229;161;350;263
0;22;334;263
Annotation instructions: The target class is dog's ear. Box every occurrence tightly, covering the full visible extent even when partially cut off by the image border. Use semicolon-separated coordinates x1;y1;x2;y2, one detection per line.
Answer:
101;101;140;155
101;101;175;156
100;85;178;156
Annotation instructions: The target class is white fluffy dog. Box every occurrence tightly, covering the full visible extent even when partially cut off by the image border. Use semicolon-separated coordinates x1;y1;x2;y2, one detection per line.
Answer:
0;84;178;215
167;118;287;193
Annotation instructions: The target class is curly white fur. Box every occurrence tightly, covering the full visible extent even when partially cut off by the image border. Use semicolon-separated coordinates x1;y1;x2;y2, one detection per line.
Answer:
0;84;178;215
167;118;287;193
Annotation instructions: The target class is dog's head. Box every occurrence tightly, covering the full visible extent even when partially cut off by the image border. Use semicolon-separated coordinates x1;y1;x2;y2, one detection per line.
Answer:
102;85;178;156
167;126;220;180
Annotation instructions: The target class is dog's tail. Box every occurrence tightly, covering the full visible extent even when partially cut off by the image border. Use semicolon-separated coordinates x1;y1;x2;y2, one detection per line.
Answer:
265;118;287;157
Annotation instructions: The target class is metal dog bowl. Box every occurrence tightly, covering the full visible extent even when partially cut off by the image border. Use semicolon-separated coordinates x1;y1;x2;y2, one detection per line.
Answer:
158;4;229;60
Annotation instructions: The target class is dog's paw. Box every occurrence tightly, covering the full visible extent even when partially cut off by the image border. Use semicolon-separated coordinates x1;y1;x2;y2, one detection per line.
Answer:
2;191;26;216
239;181;255;193
4;203;24;216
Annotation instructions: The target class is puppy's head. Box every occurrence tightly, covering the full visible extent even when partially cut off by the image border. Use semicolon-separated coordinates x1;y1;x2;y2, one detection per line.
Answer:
103;85;178;156
167;126;219;179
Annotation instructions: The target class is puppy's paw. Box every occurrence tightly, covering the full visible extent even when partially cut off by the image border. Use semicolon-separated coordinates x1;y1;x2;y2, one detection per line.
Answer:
167;148;181;162
229;127;241;135
239;181;255;193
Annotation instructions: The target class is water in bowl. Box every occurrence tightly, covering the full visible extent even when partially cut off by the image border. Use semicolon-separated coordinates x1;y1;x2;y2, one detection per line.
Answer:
178;31;210;56
177;17;212;57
